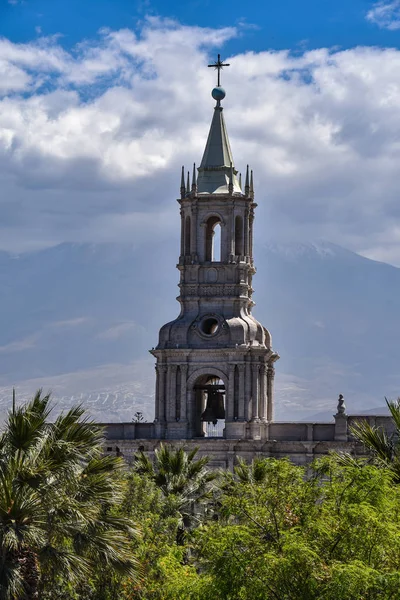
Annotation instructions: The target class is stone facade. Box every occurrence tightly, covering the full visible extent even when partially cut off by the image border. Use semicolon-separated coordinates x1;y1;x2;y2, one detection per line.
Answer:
103;71;394;466
150;100;278;441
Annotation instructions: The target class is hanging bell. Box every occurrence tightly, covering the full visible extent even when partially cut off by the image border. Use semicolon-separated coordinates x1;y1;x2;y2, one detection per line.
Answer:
201;389;225;423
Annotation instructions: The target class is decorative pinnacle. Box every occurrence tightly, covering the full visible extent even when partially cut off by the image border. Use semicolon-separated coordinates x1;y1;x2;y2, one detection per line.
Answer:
245;165;250;197
180;166;185;198
250;169;254;199
239;172;242;191
186;170;190;194
228;162;234;196
191;163;197;192
208;53;230;87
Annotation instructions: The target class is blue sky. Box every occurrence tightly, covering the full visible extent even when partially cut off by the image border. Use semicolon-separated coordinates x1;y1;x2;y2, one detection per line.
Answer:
2;0;400;53
2;0;400;266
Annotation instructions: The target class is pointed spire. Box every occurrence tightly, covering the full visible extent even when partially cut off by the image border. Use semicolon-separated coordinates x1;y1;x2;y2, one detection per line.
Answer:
239;172;242;191
180;166;185;199
196;102;241;194
191;163;197;193
245;165;250;197
186;170;190;194
250;170;254;199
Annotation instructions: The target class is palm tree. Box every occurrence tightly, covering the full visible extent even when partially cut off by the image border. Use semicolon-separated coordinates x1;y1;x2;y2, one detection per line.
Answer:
350;397;400;482
134;444;217;544
0;390;138;600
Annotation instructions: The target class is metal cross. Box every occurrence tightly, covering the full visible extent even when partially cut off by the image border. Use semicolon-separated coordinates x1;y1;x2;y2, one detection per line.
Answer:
208;53;230;87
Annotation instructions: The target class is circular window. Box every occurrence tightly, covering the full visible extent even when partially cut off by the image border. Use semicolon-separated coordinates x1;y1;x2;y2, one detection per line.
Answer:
201;317;219;336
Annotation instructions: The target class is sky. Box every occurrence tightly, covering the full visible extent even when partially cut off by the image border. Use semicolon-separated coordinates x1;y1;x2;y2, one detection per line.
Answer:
2;0;400;264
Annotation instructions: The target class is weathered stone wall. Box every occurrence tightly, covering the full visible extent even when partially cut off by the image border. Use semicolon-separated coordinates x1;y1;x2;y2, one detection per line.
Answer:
102;413;394;468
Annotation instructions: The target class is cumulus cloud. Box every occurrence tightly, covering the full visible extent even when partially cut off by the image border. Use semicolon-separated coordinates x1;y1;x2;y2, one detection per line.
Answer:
1;18;400;264
366;1;400;30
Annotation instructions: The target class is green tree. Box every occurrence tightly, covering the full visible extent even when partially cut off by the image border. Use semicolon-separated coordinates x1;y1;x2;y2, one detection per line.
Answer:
134;444;217;545
183;457;400;600
350;398;400;482
0;390;138;600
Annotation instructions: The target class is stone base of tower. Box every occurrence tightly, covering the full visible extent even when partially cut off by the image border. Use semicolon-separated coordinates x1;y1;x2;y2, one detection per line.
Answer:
150;348;278;442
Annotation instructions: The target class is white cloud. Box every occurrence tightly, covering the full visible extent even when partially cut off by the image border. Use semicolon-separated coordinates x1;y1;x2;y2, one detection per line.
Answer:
1;19;400;264
366;1;400;30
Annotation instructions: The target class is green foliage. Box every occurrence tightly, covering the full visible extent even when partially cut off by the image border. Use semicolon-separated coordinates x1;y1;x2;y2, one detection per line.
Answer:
3;394;400;599
0;390;137;600
350;397;400;483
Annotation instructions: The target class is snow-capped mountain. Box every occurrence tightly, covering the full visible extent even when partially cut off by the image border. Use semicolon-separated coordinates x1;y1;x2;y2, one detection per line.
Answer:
0;240;399;421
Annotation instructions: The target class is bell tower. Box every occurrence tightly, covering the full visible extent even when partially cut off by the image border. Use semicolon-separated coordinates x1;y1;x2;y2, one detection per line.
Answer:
150;56;279;440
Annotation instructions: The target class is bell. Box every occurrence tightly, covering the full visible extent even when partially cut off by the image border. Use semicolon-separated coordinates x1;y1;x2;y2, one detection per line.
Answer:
201;389;225;423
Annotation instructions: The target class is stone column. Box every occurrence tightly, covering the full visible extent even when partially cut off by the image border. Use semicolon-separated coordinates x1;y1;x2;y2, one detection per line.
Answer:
244;207;249;260
190;203;197;260
180;365;188;422
238;363;246;420
227;364;235;421
251;363;260;421
230;203;235;260
267;364;275;422
158;365;167;422
154;364;160;421
245;358;252;421
180;208;184;260
249;209;254;261
259;364;267;421
167;365;177;421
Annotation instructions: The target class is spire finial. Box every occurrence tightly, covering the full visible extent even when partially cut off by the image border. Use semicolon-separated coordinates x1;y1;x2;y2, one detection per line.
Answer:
186;170;190;194
180;166;185;199
245;165;250;197
191;163;197;193
208;53;230;87
250;169;254;199
239;172;242;191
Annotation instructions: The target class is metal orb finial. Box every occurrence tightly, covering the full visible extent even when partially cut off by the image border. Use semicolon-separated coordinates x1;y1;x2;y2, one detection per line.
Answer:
211;86;226;102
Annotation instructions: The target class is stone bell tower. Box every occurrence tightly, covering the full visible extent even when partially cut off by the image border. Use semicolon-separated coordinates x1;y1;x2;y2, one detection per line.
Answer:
150;56;279;441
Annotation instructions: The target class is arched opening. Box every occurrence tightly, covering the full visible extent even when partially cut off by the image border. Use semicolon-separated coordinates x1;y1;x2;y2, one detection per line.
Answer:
213;223;221;261
205;216;222;262
235;215;244;256
185;216;191;256
193;374;225;438
176;366;181;420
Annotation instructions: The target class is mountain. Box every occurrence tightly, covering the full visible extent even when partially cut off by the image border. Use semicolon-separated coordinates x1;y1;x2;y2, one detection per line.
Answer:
0;240;399;422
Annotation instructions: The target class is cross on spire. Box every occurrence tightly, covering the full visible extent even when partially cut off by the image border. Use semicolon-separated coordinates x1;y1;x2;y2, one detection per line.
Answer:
208;53;230;87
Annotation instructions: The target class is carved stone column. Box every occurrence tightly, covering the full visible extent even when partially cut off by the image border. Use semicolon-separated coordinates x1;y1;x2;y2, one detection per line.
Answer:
238;363;246;420
180;365;188;422
249;208;254;261
227;363;235;421
180;208;184;259
230;202;235;260
267;364;275;422
167;365;177;421
245;358;252;421
259;364;267;421
158;365;167;422
251;363;260;421
154;364;160;421
190;202;197;260
244;207;249;260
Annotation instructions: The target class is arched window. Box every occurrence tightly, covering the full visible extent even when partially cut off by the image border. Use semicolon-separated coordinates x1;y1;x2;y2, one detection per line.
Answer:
235;215;244;256
205;216;222;262
185;216;191;256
